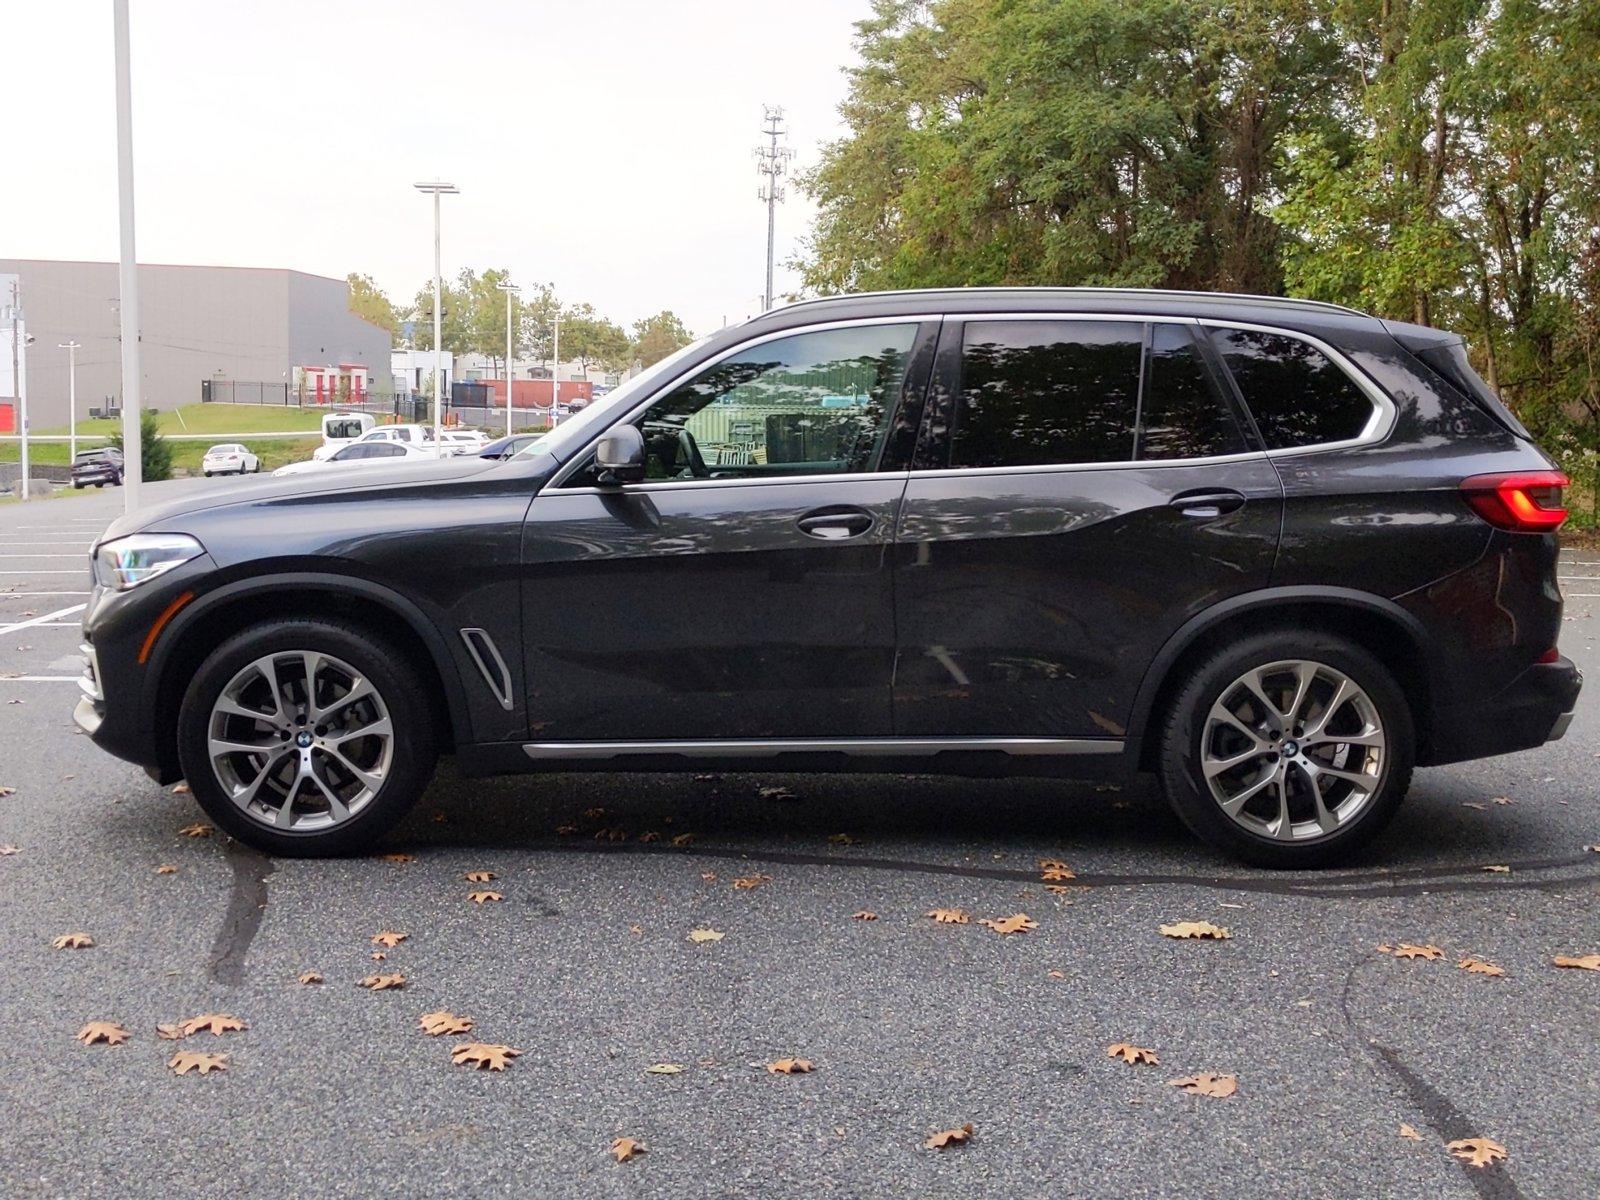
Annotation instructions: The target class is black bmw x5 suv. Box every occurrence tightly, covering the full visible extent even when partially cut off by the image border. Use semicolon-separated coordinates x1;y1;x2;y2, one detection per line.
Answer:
75;288;1581;866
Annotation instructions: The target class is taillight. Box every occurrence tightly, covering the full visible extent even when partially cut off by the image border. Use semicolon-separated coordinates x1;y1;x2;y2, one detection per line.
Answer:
1459;471;1569;532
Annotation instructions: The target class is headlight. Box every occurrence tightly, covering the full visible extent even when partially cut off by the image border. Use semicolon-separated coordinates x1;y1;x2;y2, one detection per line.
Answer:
93;533;205;591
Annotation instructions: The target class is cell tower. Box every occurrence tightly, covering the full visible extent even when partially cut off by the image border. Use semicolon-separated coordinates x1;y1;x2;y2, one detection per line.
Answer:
754;106;794;313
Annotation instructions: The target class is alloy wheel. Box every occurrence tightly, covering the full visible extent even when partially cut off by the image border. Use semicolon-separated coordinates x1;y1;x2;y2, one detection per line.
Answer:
206;650;393;832
1200;659;1385;842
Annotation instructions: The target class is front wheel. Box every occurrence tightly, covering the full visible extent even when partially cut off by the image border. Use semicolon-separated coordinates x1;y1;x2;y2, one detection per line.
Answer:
1158;630;1413;868
176;618;437;856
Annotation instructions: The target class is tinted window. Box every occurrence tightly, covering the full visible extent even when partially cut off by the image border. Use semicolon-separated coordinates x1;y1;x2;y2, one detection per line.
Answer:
1138;324;1248;460
370;443;405;458
954;321;1141;467
567;323;917;484
332;444;370;461
1209;328;1374;450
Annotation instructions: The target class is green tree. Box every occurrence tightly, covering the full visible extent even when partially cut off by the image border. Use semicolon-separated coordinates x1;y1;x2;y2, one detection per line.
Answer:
346;273;401;337
558;303;632;379
109;407;173;482
409;273;470;354
631;310;694;367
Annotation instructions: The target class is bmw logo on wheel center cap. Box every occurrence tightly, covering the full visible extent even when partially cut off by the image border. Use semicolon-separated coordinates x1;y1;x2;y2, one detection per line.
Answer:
296;730;314;748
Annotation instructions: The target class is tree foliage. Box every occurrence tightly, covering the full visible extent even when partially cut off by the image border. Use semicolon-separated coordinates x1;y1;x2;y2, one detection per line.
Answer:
631;310;695;367
109;407;173;482
557;303;633;379
346;273;401;337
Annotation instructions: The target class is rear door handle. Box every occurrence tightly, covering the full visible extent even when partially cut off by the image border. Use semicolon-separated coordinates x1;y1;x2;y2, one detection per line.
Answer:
1168;488;1247;519
797;506;874;540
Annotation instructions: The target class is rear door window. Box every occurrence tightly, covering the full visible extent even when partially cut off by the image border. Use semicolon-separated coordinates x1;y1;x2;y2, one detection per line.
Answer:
1208;327;1375;450
1137;324;1249;460
953;320;1142;467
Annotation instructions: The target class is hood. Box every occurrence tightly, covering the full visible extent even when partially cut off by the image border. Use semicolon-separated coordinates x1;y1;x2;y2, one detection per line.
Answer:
97;455;504;543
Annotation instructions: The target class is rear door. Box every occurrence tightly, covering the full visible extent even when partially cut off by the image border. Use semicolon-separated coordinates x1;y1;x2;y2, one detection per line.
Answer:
892;315;1282;741
521;318;938;742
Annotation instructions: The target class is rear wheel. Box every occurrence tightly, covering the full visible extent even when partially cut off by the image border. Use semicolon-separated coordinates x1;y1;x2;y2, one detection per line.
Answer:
177;619;437;856
1158;630;1413;868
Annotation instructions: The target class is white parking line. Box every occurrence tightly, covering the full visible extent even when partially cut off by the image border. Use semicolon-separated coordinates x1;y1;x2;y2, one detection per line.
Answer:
0;591;91;597
0;676;79;683
0;570;91;575
0;604;87;635
0;554;88;559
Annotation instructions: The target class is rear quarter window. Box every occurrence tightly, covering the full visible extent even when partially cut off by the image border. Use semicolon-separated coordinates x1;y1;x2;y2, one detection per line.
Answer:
1208;327;1376;450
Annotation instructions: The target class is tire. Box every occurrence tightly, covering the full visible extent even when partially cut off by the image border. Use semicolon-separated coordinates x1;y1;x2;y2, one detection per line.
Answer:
176;618;437;856
1157;629;1414;868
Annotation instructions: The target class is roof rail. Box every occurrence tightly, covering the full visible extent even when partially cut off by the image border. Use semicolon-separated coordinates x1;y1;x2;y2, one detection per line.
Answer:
756;286;1367;320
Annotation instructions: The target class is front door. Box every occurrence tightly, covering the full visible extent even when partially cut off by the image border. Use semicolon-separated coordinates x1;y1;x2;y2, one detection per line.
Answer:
893;316;1283;741
522;319;937;742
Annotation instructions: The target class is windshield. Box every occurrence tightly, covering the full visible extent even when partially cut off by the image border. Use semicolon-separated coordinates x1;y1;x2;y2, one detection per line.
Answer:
511;335;715;462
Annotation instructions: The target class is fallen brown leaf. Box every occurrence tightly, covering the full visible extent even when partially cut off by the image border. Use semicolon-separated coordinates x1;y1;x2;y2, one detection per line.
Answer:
670;833;694;846
419;1010;473;1036
1552;953;1600;971
925;1123;973;1150
155;1023;185;1040
169;1050;227;1076
1482;865;1511;874
464;870;496;883
378;852;415;863
1168;1073;1237;1098
0;844;18;856
371;930;408;948
583;807;606;820
554;824;578;836
731;873;772;890
594;827;630;842
467;890;503;904
358;973;406;990
645;1063;683;1075
979;913;1038;936
610;1136;647;1162
0;786;14;798
76;1021;130;1046
297;971;323;985
766;1057;813;1074
827;833;857;845
700;872;717;882
1399;1123;1421;1141
1457;956;1505;977
1382;943;1444;961
758;786;796;801
852;910;878;921
1460;801;1486;811
180;1013;247;1037
170;782;190;795
1447;1137;1507;1168
925;907;971;925
637;831;661;843
1490;796;1514;806
1159;921;1230;940
370;951;386;962
451;1041;519;1070
155;864;178;875
1107;1042;1158;1066
1040;867;1076;882
1047;969;1065;980
178;822;213;838
687;928;724;943
52;932;94;950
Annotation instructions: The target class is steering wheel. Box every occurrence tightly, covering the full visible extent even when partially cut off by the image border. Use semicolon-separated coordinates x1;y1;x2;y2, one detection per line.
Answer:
677;428;710;478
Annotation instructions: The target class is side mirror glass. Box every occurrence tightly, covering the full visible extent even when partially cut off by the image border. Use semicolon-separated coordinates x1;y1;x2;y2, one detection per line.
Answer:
594;424;646;485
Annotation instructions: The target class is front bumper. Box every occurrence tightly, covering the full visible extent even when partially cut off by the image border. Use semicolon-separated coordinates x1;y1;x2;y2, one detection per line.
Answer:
1424;655;1583;766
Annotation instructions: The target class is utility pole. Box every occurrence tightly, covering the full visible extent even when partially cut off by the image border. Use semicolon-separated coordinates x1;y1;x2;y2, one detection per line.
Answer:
8;279;26;500
496;280;518;437
114;0;142;512
754;105;793;313
59;340;82;464
413;181;458;447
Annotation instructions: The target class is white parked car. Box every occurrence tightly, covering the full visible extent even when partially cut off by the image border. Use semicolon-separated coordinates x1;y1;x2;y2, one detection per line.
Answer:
201;444;261;476
350;423;439;452
312;412;378;461
272;440;439;477
438;429;490;456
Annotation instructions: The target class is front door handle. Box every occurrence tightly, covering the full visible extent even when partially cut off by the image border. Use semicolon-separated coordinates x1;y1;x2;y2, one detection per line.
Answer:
797;506;874;540
1168;488;1248;519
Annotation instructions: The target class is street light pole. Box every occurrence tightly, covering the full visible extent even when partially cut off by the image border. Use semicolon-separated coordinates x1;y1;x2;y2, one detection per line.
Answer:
59;340;82;464
549;302;561;429
496;280;518;437
413;181;458;448
8;279;27;501
114;0;142;513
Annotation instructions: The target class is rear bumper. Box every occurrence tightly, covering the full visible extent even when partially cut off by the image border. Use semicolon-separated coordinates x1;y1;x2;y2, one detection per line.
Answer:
1423;656;1582;766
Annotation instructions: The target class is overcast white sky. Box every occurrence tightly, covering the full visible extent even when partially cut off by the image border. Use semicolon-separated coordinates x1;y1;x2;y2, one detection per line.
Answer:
1;0;872;336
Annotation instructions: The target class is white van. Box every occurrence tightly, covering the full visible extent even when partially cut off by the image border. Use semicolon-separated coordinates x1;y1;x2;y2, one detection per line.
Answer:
313;412;377;461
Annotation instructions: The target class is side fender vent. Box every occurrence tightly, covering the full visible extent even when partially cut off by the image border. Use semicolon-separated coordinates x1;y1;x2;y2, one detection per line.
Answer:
459;627;514;712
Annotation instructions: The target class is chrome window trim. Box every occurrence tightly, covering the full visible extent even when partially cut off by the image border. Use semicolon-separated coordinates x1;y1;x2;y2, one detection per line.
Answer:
1197;318;1397;456
522;736;1124;760
541;312;1397;492
545;315;934;492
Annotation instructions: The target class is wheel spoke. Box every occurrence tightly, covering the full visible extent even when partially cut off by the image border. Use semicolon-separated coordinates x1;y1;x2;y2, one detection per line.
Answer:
1204;745;1268;779
1218;770;1277;818
230;758;277;809
209;735;283;760
215;696;274;723
332;715;391;745
1302;679;1352;740
274;775;304;827
320;678;376;723
253;655;286;721
325;745;385;793
302;652;326;721
1285;662;1316;726
306;766;350;823
1210;706;1269;750
1307;725;1383;749
1317;765;1378;790
1271;772;1296;840
1240;669;1288;724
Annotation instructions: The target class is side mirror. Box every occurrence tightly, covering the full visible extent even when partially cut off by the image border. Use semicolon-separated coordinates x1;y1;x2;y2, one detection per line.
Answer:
594;423;646;486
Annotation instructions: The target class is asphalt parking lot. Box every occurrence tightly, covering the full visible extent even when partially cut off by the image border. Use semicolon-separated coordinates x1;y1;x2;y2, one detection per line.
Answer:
1;480;1597;1200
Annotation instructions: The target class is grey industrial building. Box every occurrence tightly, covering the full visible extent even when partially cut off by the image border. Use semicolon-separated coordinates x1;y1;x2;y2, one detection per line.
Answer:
0;259;391;429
